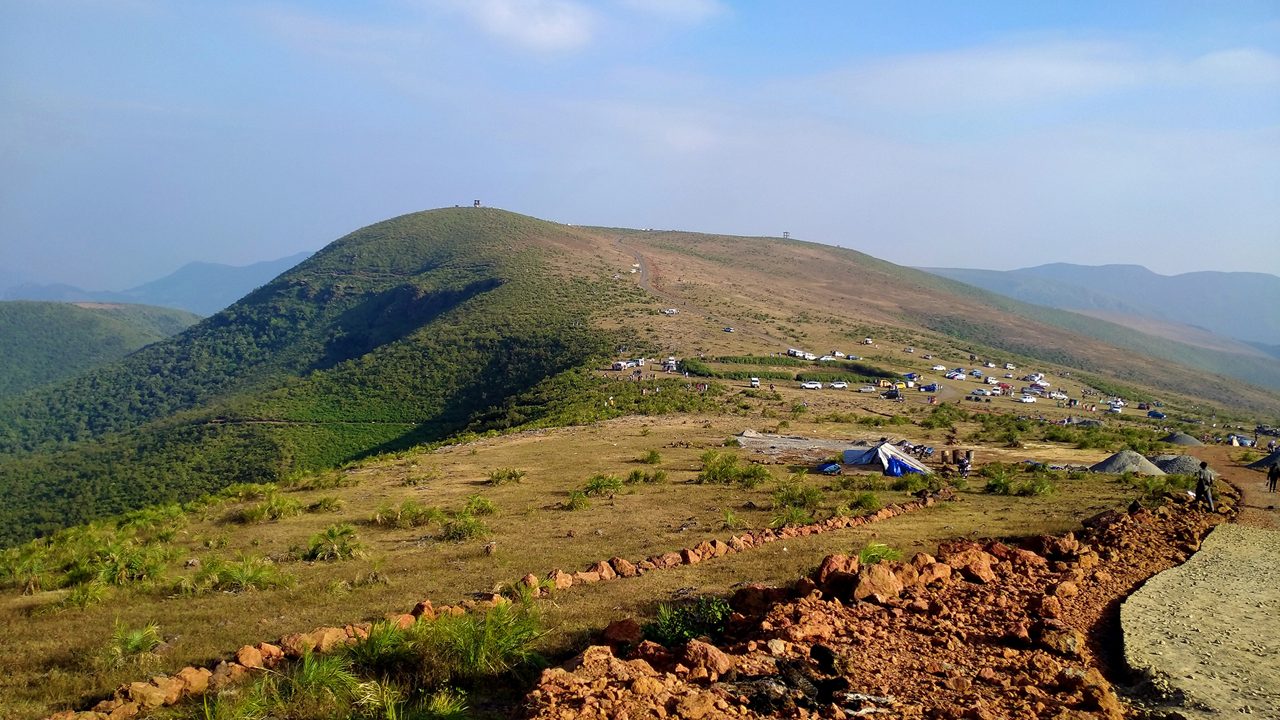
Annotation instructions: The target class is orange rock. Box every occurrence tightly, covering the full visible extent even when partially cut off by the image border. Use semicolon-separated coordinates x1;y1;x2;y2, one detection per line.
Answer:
918;562;952;587
547;569;574;589
151;675;185;705
209;661;249;691
609;556;638;578
680;547;702;564
587;560;617;580
681;639;735;682
572;570;602;584
520;573;541;589
126;682;167;709
175;666;212;695
412;599;436;618
279;632;317;657
602;618;644;646
852;563;905;604
235;644;264;670
314;626;350;652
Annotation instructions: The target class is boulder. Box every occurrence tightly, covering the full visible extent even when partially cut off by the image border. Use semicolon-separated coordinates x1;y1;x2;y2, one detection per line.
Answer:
279;632;318;657
547;569;574;589
730;584;786;617
602;618;644;646
852;563;905;604
411;599;436;619
1032;620;1085;658
681;639;735;681
126;682;167;709
151;675;185;705
587;561;617;580
209;661;249;691
908;552;937;570
917;562;953;587
942;548;997;584
708;539;731;557
609;556;639;578
572;570;602;584
680;547;702;565
814;554;858;585
1051;581;1080;599
235;644;264;670
314;626;350;652
175;666;212;695
1034;595;1063;619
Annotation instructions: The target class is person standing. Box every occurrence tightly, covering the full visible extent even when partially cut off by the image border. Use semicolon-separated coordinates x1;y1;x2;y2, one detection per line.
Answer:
1195;461;1216;511
1268;462;1279;493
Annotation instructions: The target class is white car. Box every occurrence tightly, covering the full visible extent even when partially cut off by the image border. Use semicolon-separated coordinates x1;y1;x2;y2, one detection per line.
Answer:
858;385;878;393
829;381;848;389
970;389;991;396
1016;395;1037;403
1004;373;1014;379
800;381;822;390
931;364;947;371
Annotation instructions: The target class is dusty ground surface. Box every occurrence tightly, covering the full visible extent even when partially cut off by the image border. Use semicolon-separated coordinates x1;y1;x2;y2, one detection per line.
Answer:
1117;446;1280;719
526;500;1227;719
1121;524;1280;719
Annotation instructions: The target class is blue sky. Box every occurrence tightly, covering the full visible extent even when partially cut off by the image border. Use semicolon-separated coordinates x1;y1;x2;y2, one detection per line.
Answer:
2;0;1278;289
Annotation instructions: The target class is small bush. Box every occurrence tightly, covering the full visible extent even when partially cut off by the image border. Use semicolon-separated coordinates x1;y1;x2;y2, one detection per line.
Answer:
563;491;590;511
464;495;497;516
890;475;929;493
413;601;544;683
307;496;345;513
303;524;363;561
723;437;742;447
773;478;823;510
1016;475;1055;496
583;473;624;496
849;491;881;511
697;450;771;488
58;580;110;611
342;620;417;682
770;506;813;527
858;542;902;564
372;500;443;529
721;509;745;530
102;620;161;669
232;493;302;524
640;450;663;465
832;474;885;491
643;597;731;647
440;513;487;542
487;468;527;486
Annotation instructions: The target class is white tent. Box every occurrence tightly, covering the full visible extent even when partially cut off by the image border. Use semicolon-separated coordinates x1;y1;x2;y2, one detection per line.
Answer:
842;442;931;476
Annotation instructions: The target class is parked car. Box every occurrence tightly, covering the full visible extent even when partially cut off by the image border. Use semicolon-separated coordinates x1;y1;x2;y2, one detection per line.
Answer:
919;383;939;392
970;388;991;396
749;377;760;388
1016;395;1037;403
829;381;849;389
858;385;878;393
931;364;947;371
1147;410;1167;419
800;380;822;389
1004;373;1014;379
723;327;735;333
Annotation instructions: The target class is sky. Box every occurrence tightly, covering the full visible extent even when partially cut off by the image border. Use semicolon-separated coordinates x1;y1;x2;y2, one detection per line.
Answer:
2;1;1278;290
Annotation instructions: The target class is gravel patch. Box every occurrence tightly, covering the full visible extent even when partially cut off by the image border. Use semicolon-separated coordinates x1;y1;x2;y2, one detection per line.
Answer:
1121;524;1280;718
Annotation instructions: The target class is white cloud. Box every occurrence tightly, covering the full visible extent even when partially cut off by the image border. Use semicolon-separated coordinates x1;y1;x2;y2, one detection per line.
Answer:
443;0;595;52
618;0;725;24
1187;47;1280;85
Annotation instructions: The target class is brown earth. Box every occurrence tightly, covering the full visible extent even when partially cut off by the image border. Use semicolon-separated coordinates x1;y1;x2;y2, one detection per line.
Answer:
526;499;1230;720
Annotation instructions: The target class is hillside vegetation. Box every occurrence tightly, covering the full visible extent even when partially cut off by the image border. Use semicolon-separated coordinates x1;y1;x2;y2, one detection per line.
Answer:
2;208;1277;547
0;210;644;544
0;302;199;400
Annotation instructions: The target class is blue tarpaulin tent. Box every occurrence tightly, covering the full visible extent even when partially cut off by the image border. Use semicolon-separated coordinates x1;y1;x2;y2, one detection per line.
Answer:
841;442;930;476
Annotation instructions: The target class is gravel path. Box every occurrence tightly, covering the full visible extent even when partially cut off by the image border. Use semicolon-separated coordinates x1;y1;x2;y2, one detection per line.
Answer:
1121;523;1280;718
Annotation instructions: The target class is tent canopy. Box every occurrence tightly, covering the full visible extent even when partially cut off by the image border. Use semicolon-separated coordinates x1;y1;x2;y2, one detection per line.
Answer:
842;442;931;476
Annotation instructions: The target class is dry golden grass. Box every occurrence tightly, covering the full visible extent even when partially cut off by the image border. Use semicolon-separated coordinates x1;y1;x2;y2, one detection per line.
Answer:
0;402;1138;719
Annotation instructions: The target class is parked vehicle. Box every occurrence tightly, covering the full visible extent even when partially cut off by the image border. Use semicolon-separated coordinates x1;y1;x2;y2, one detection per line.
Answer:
749;377;760;388
723;327;735;333
919;383;939;392
931;364;947;371
970;388;991;396
800;380;822;389
859;385;877;393
1016;395;1037;403
829;381;848;389
1147;410;1167;419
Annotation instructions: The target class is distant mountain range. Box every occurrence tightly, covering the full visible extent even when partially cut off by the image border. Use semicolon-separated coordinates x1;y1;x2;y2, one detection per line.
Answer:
920;264;1280;356
1;252;312;316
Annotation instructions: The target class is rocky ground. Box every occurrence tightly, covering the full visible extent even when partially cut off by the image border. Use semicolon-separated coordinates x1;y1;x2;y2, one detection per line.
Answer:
525;499;1229;719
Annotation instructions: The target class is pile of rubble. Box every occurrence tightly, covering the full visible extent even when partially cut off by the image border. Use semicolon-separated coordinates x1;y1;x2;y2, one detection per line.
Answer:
527;499;1227;720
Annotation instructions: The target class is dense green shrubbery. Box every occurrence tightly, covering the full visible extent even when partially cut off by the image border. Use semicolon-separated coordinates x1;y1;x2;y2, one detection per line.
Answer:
695;451;772;488
858;543;902;564
643;597;732;647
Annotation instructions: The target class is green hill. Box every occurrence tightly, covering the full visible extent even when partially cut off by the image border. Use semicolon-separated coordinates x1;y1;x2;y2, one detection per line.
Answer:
0;302;200;400
0;209;642;544
2;208;1278;547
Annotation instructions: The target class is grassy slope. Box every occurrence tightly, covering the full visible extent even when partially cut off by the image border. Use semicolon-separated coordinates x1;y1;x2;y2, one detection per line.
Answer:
0;209;644;545
3;209;1277;546
0;302;200;400
613;228;1280;414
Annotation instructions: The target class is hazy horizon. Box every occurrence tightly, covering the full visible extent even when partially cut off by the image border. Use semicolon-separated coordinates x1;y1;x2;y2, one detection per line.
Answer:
3;1;1278;288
